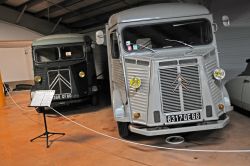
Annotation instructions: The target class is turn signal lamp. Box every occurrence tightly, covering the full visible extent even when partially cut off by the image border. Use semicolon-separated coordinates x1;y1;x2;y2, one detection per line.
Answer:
34;76;42;83
79;71;85;78
218;104;225;110
133;112;141;119
129;77;141;89
213;68;225;80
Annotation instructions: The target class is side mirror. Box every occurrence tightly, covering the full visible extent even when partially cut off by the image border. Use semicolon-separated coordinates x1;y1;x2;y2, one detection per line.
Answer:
212;23;218;32
222;15;230;27
96;30;104;45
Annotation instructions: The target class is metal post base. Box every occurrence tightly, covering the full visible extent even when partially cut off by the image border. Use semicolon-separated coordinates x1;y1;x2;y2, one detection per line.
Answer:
30;131;65;148
30;110;65;148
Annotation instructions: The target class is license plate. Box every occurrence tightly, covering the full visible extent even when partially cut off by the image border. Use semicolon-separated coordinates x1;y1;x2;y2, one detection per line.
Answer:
166;112;201;123
53;94;72;100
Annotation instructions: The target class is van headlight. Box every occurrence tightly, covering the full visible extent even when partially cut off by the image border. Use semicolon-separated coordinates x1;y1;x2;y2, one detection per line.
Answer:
129;77;141;89
213;68;225;80
34;76;42;83
79;71;85;78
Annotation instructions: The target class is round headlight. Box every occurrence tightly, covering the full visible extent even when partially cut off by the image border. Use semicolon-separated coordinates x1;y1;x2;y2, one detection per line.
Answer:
34;76;42;83
129;77;141;89
213;68;225;80
79;71;85;78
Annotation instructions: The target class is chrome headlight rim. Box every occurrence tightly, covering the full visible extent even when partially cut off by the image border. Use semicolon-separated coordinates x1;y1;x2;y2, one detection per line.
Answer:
213;68;226;80
129;77;141;89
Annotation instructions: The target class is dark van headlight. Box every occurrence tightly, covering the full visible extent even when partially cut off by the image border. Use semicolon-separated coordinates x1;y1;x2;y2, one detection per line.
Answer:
79;71;86;78
34;75;42;83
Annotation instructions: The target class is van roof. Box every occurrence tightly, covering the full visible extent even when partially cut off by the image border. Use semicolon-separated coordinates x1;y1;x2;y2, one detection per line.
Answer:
108;3;209;28
32;34;88;46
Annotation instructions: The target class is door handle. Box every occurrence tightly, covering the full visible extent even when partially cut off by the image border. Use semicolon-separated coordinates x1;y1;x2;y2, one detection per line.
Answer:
244;79;250;83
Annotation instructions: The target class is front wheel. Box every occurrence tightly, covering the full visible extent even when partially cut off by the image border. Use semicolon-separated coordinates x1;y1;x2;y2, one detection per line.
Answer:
117;122;131;138
91;94;98;106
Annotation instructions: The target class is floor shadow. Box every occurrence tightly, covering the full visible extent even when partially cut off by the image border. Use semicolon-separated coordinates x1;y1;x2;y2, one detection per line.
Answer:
49;133;95;145
233;105;250;117
44;92;111;116
125;129;227;149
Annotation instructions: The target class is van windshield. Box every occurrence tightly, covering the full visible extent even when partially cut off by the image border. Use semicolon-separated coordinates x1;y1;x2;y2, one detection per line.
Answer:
35;47;59;62
35;45;85;63
122;19;212;52
60;45;84;60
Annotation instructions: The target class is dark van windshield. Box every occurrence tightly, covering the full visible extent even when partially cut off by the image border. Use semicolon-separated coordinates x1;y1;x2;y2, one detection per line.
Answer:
35;47;59;62
34;45;85;63
60;45;84;60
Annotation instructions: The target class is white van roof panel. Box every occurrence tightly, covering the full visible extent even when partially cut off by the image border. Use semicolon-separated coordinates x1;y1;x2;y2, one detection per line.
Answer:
108;3;209;27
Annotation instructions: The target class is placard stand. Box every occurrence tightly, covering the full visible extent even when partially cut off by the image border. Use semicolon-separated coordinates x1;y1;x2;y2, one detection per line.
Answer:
30;90;65;148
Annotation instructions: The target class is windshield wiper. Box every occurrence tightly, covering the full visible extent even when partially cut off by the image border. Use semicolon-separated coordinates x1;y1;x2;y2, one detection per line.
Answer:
165;38;193;49
130;42;156;53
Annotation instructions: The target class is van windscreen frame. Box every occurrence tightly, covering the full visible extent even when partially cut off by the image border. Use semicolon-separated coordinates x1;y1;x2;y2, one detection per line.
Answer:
122;18;213;53
33;43;86;63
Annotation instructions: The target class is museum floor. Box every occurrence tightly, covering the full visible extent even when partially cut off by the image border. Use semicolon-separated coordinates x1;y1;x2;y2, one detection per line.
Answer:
0;91;250;166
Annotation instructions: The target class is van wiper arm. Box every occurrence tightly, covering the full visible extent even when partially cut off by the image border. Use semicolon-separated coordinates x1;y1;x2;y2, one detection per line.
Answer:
131;42;156;53
138;43;156;53
165;38;193;49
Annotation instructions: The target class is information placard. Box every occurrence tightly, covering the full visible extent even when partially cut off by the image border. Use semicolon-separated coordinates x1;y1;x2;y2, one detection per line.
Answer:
30;90;55;107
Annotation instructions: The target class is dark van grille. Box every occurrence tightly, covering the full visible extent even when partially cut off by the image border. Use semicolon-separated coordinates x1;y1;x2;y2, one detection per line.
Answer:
48;69;72;94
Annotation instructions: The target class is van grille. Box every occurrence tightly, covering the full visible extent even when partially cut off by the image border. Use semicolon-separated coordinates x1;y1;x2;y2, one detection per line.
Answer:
48;69;72;95
126;63;150;113
159;64;202;113
205;57;222;105
159;67;181;113
112;59;125;90
181;66;202;111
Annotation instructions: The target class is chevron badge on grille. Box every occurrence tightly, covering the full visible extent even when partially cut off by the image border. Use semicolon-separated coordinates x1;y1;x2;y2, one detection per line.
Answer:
171;73;190;93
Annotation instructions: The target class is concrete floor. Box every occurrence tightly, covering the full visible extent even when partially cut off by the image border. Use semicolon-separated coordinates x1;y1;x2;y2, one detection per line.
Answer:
0;91;250;166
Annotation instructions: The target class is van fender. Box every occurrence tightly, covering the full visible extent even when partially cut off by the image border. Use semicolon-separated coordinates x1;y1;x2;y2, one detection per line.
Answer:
222;85;233;112
112;88;129;122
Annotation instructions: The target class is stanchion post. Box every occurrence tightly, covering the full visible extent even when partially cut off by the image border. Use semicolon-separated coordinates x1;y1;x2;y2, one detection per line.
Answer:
0;71;5;107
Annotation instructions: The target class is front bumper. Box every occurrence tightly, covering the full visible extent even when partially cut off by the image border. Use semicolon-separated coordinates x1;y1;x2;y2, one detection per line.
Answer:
129;115;230;136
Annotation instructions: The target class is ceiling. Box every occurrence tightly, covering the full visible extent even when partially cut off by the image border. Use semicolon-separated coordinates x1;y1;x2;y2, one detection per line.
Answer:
0;0;209;34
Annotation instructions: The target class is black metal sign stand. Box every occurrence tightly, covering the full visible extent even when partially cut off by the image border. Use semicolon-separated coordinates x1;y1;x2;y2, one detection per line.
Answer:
30;107;65;148
29;90;65;148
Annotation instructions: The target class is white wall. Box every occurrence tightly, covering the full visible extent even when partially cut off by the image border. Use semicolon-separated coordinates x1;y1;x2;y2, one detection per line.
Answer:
0;47;33;82
211;0;250;82
0;21;42;82
0;20;42;40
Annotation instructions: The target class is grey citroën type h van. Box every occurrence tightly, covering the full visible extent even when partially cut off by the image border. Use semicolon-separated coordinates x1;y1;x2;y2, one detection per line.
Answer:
99;3;233;138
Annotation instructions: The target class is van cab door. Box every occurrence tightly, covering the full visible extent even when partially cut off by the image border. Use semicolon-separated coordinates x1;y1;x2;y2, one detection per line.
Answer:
107;28;128;117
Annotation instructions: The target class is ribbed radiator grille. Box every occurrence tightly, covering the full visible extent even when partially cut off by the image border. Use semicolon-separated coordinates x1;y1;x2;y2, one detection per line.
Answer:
205;57;222;105
126;64;150;113
159;63;202;113
159;67;181;113
181;66;202;111
112;59;125;89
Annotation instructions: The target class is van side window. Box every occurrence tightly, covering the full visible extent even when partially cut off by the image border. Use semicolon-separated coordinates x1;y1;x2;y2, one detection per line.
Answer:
110;32;120;59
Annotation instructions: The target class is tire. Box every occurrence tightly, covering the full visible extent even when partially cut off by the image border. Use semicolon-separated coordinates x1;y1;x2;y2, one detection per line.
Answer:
117;122;131;139
91;94;98;106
